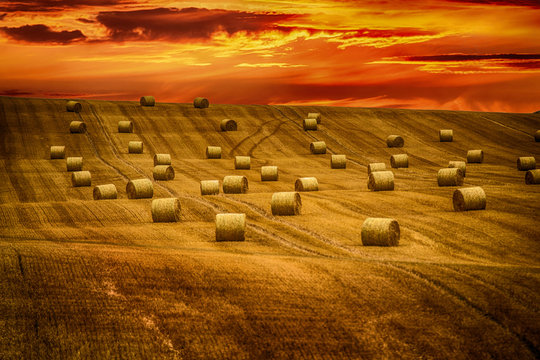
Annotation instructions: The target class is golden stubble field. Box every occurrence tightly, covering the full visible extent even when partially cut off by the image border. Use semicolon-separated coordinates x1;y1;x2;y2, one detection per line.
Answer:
0;96;539;359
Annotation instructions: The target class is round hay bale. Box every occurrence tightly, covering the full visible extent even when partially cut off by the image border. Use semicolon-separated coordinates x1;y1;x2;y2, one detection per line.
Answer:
216;213;245;241
437;168;464;186
439;129;453;142
118;121;133;133
139;96;155;107
71;171;91;187
153;153;171;166
69;121;86;133
151;198;181;223
193;97;209;108
453;187;486;211
535;130;540;142
220;119;237;131
234;156;251;170
223;175;248;194
307;112;321;124
128;141;143;154
310;141;326;154
261;166;278;181
386;135;404;148
66;101;81;113
206;146;222;159
93;184;117;200
271;192;301;216
200;180;220;195
368;171;394;191
126;179;153;199
66;157;83;172
153;165;175;181
390;154;408;168
50;146;65;159
361;218;400;246
467;150;483;163
303;118;318;131
367;162;386;175
517;156;536;171
294;177;318;192
448;160;466;177
525;169;540;184
331;155;346;169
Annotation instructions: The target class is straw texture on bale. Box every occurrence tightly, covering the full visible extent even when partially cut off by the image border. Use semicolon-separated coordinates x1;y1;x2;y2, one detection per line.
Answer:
368;171;394;191
390;154;409;168
128;141;143;154
66;101;81;113
261;166;278;181
193;97;209;108
223;175;248;194
448;160;466;177
234;156;251;170
66;157;83;172
69;121;86;133
517;157;536;171
386;135;404;148
310;141;327;154
303;118;318;131
307;112;321;124
71;171;91;187
50;146;65;159
453;187;486;211
93;184;117;200
525;169;540;184
206;146;222;159
367;162;386;175
139;96;155;107
331;155;347;169
439;129;453;142
467;150;484;163
153;165;175;181
361;218;400;246
271;192;302;216
153;153;171;166
126;179;153;199
151;198;181;223
220;119;237;131
535;130;540;142
215;213;245;241
295;177;319;192
200;180;220;195
437;168;464;186
118;121;133;133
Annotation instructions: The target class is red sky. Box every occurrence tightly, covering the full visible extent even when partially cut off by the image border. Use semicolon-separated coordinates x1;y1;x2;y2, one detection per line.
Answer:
1;0;539;112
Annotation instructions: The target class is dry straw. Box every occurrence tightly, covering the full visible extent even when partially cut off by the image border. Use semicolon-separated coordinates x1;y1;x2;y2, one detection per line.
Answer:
517;156;536;171
261;166;278;181
310;141;327;154
66;157;83;172
390;154;408;168
535;130;540;142
437;168;464;186
66;101;81;113
153;165;175;180
128;141;143;154
386;135;404;148
223;175;248;194
234;156;251;170
220;119;237;131
307;112;321;124
331;154;347;169
153;153;171;166
139;96;155;106
193;97;209;108
93;184;117;200
367;162;386;175
453;186;486;211
525;169;540;184
126;178;153;199
295;177;318;192
50;146;65;159
439;129;453;142
448;160;466;177
303;118;318;131
271;192;301;216
361;218;400;246
215;213;246;241
467;150;483;163
70;121;86;133
200;180;220;195
71;171;91;187
118;121;133;133
151;198;181;222
368;171;394;191
206;146;222;159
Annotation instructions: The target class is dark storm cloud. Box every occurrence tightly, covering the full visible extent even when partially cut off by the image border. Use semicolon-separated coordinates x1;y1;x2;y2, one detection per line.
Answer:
0;24;86;44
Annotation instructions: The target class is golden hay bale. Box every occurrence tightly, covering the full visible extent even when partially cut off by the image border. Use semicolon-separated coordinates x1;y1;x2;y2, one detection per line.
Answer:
535;130;540;142
193;97;209;108
261;166;278;181
331;154;347;169
153;165;175;181
448;160;466;177
206;146;222;159
128;141;143;154
151;198;181;223
223;175;248;194
307;112;321;124
271;192;301;216
220;119;237;131
294;177;319;192
216;213;246;241
153;153;171;166
118;121;133;133
234;156;251;170
525;169;540;184
93;184;117;200
517;156;536;171
139;96;155;106
361;218;400;246
368;171;394;191
439;129;453;142
310;141;326;154
50;146;65;159
367;162;386;175
200;180;220;195
386;135;404;148
71;171;91;187
126;178;153;199
69;121;86;133
303;118;318;131
390;154;408;168
66;157;83;172
467;150;483;163
66;100;81;113
453;187;486;211
437;168;464;186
